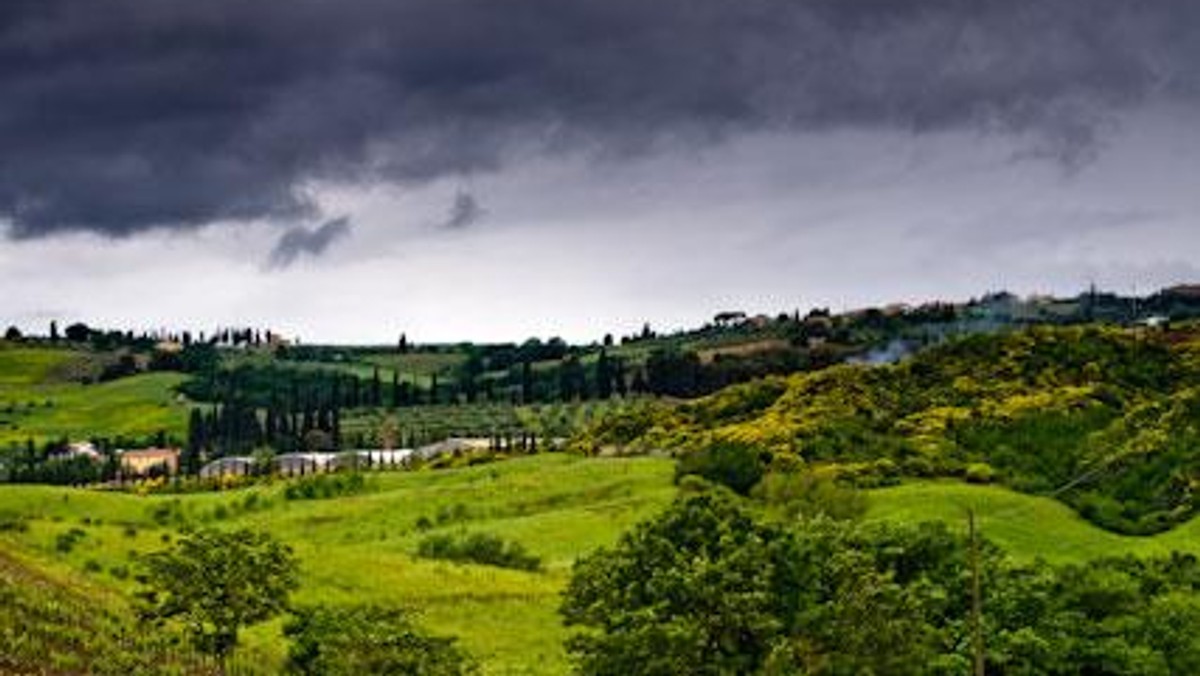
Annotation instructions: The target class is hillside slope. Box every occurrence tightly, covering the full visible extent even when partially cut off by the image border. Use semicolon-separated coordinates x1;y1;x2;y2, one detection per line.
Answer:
867;480;1200;565
577;325;1200;534
0;344;190;447
0;455;677;674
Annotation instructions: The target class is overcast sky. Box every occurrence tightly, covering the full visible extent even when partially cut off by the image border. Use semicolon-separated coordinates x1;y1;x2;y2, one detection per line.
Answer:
2;0;1199;343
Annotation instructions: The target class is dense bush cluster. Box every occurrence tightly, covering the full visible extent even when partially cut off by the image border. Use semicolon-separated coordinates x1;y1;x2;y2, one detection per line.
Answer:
416;532;541;572
285;605;475;675
562;491;1200;675
674;441;766;496
284;473;368;501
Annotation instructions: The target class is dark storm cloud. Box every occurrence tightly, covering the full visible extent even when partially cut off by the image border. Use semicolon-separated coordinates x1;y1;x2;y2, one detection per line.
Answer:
441;191;485;230
2;0;1198;238
267;216;352;269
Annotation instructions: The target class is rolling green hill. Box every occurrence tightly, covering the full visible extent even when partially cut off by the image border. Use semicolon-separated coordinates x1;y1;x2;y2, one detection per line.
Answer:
866;480;1200;565
0;454;677;674
576;325;1200;535
4;455;1200;672
0;344;189;447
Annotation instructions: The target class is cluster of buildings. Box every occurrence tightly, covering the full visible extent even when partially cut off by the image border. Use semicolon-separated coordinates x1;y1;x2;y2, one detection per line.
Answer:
50;442;180;476
196;438;486;479
53;438;489;482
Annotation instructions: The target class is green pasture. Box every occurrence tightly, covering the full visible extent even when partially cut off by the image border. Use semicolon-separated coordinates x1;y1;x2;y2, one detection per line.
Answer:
0;454;677;674
0;344;190;446
866;480;1200;564
4;451;1200;672
0;371;190;447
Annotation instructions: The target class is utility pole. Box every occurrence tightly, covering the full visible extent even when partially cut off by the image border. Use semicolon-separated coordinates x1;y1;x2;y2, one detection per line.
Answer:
969;509;985;676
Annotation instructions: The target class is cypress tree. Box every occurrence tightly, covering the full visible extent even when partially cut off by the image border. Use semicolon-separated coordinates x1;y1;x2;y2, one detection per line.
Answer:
183;408;205;475
596;349;613;400
521;361;533;404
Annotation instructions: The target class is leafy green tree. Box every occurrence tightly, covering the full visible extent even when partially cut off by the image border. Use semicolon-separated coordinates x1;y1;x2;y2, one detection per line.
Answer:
561;492;807;675
561;493;965;675
284;605;475;675
137;529;298;658
64;322;91;342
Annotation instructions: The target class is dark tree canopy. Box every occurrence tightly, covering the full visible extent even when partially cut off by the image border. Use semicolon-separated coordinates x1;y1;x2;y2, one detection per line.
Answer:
284;605;475;675
562;491;1200;675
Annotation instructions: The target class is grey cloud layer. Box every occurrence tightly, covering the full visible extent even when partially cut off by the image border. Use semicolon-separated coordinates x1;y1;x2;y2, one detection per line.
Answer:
1;0;1197;237
268;217;352;269
442;191;485;230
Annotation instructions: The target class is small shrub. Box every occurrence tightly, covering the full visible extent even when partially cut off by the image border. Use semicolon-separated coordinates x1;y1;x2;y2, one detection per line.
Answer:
0;514;28;533
435;503;470;525
123;525;139;539
964;463;997;484
757;471;869;521
415;516;434;531
109;564;130;580
242;493;261;511
416;532;541;572
83;559;103;574
284;473;368;501
148;500;184;526
675;442;766;496
55;528;87;554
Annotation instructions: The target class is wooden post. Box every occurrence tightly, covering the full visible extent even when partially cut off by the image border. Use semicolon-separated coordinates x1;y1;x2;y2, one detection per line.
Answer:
969;509;985;676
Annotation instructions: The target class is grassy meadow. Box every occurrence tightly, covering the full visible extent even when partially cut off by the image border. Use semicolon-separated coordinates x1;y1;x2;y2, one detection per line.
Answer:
0;454;677;674
0;345;190;447
866;480;1200;565
4;454;1200;671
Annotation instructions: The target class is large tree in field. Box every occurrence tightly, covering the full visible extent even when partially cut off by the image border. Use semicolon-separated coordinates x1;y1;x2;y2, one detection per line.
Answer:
137;528;298;659
561;491;815;675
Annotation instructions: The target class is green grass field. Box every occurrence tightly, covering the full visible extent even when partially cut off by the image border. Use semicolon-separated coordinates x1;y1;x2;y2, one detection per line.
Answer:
4;453;1200;673
866;480;1200;564
0;344;191;447
0;454;677;674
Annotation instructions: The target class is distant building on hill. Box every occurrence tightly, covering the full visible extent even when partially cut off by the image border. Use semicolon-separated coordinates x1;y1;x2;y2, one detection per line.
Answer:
120;447;179;476
54;441;101;461
273;452;334;476
199;456;254;479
